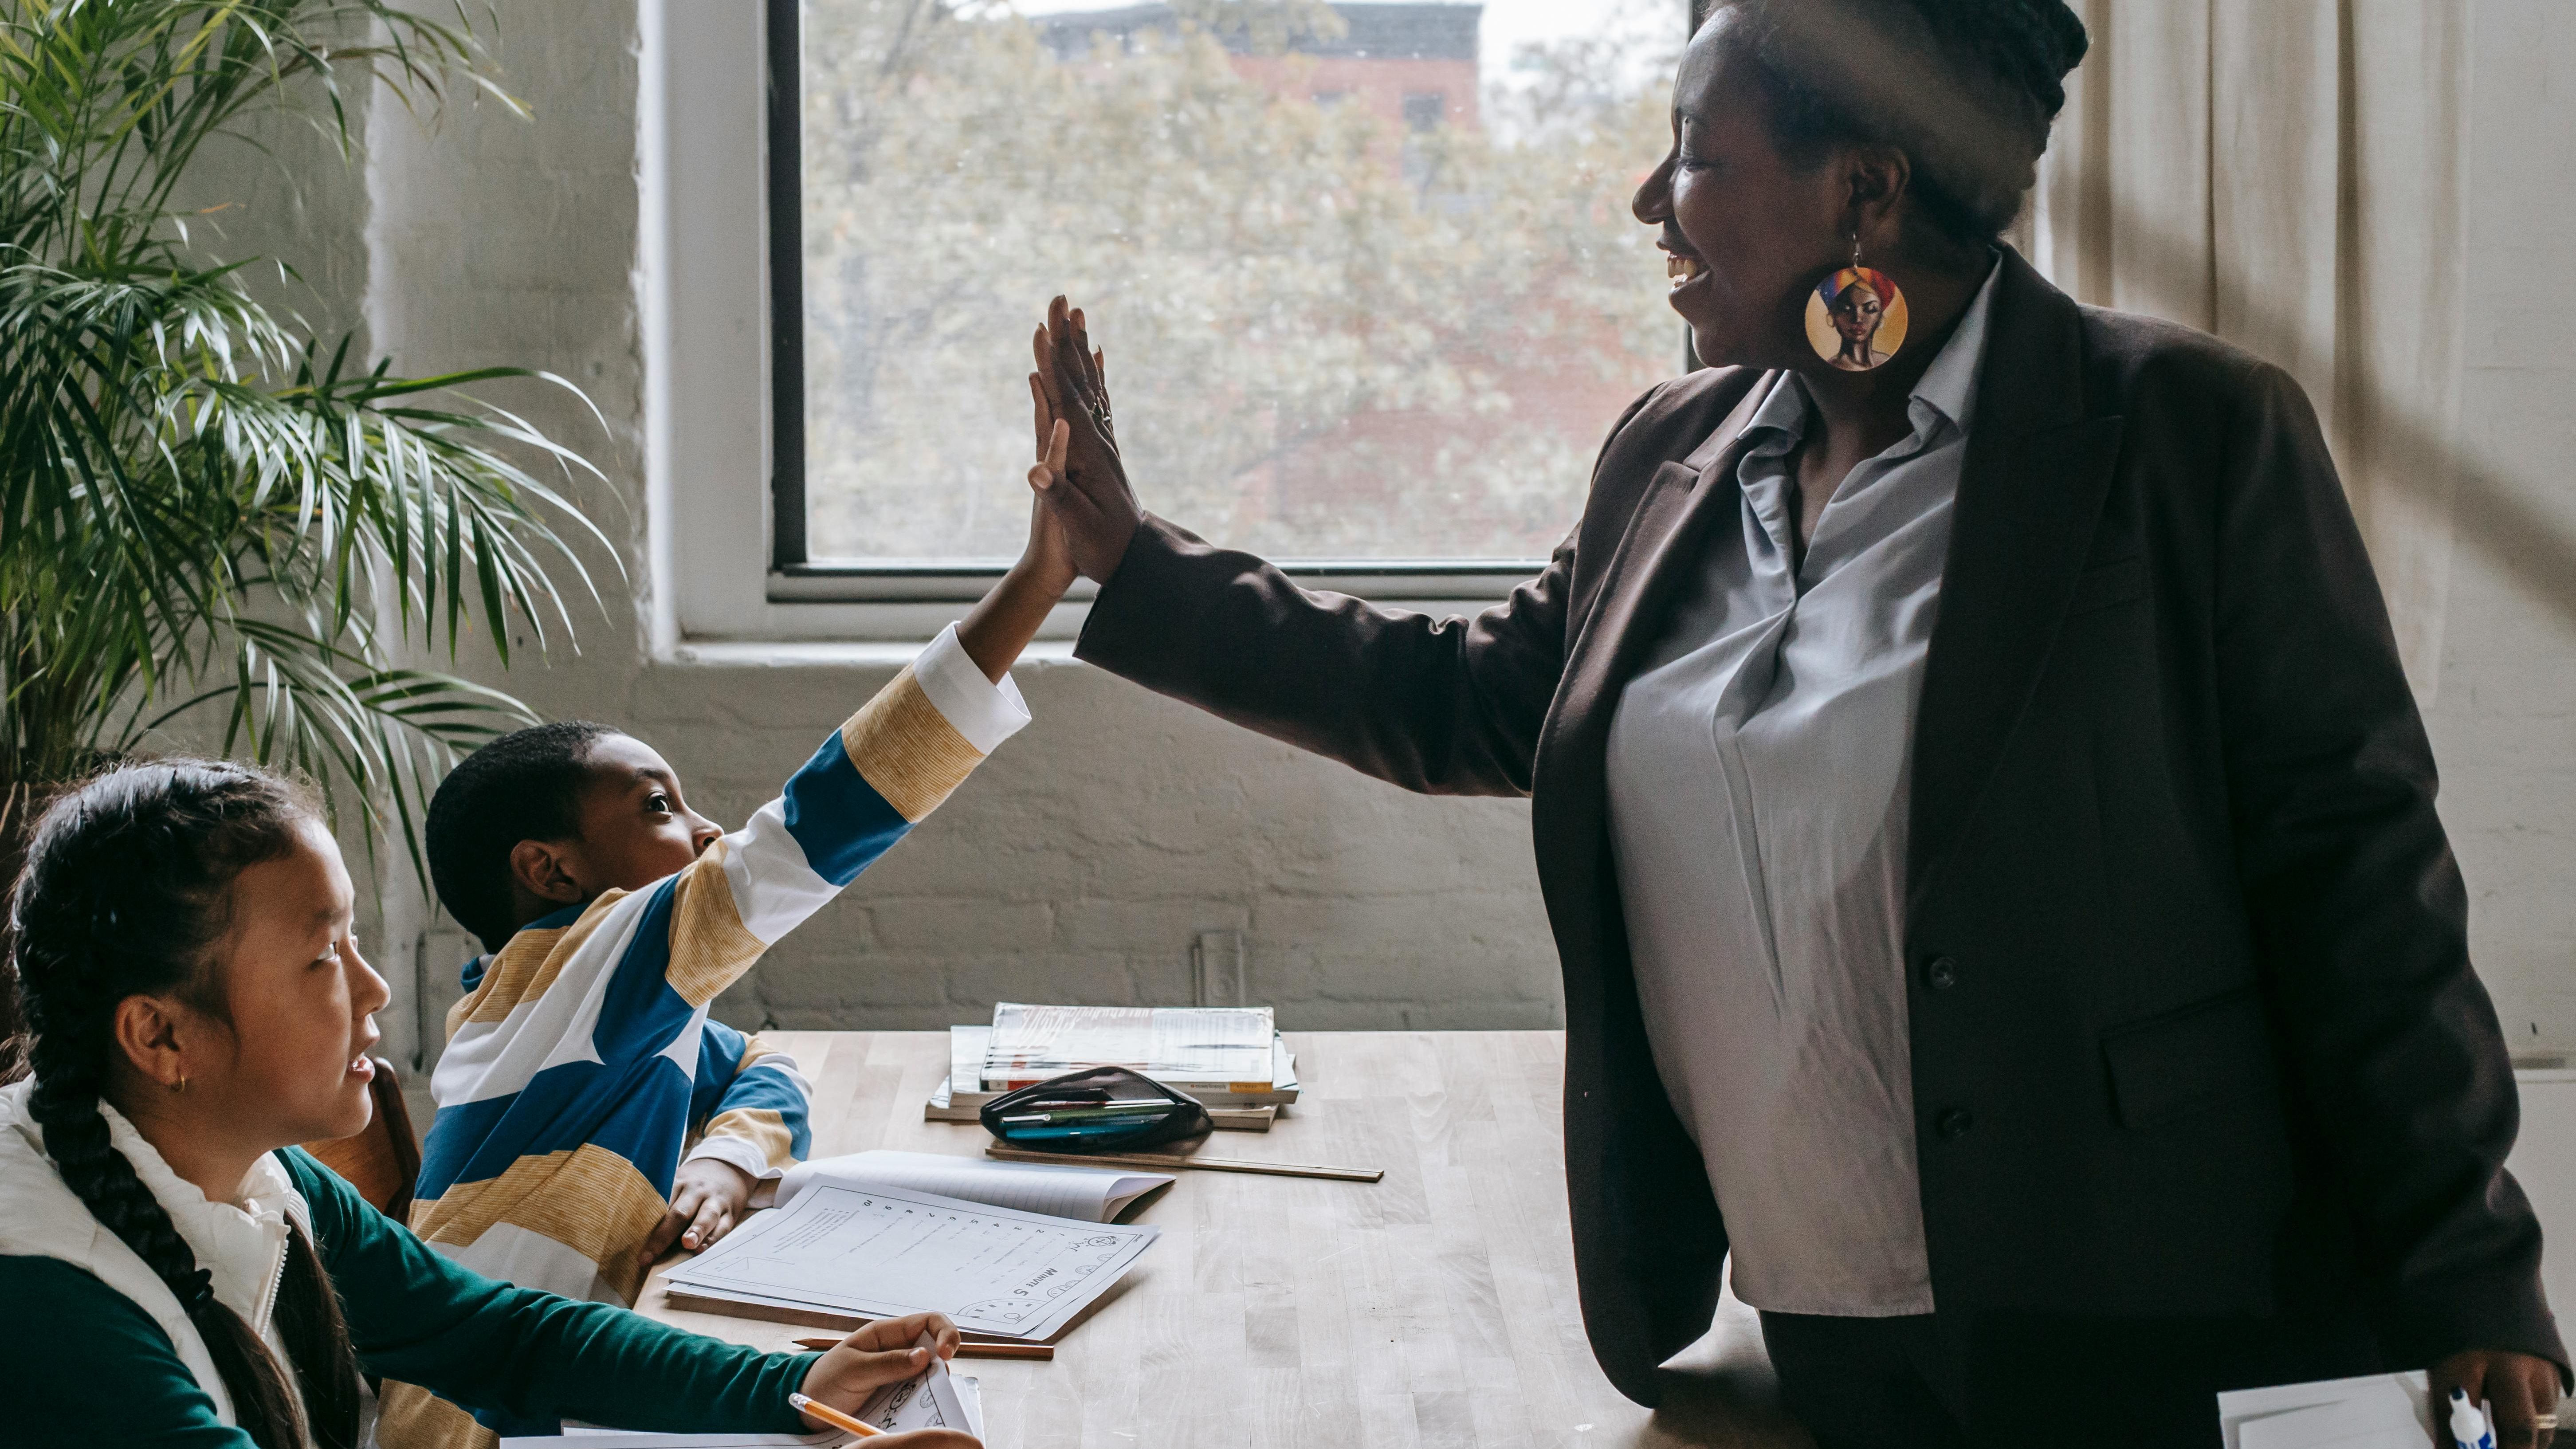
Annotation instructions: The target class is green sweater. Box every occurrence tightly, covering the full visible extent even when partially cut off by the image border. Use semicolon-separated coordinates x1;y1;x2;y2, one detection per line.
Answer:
0;1147;821;1447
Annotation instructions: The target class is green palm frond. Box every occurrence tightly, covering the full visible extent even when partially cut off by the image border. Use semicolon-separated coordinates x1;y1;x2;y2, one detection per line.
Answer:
0;0;606;878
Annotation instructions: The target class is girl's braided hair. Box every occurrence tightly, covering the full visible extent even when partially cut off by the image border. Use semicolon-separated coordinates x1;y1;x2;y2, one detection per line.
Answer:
7;759;362;1449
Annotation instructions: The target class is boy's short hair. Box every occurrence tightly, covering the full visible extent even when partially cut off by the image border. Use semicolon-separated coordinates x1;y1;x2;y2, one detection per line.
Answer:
426;721;620;953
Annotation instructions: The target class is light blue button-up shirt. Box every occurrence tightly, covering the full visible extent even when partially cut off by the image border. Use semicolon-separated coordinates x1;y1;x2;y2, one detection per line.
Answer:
1604;259;2000;1317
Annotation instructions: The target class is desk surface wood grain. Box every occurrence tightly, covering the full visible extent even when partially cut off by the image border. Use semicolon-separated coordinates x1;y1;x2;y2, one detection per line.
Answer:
637;1030;1811;1449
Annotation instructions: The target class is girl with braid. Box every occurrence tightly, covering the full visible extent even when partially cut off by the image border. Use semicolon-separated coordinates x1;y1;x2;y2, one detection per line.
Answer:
0;760;980;1448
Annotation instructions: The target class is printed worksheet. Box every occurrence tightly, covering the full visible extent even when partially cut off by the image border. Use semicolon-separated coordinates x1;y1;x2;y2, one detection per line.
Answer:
665;1180;1158;1339
496;1373;984;1447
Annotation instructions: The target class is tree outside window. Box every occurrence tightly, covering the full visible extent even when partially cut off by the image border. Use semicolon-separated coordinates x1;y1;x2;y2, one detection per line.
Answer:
796;0;1684;565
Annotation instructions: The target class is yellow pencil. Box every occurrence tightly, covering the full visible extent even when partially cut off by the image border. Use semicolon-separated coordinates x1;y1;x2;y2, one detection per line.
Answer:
787;1391;882;1439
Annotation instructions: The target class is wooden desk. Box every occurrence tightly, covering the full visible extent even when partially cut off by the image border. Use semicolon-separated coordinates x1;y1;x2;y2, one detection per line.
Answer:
637;1031;1812;1449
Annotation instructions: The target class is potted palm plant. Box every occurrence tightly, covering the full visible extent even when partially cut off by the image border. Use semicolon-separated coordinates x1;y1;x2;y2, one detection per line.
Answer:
0;0;609;1051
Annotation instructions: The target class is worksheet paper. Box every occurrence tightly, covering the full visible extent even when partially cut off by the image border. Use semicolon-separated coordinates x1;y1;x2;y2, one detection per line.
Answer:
498;1372;983;1447
776;1149;1172;1223
2215;1370;2435;1449
664;1180;1158;1340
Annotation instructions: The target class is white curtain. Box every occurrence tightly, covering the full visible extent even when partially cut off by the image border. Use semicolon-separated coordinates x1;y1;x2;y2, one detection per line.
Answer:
2026;0;2468;699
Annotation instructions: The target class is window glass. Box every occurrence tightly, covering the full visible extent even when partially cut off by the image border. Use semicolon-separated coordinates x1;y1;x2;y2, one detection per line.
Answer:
797;0;1684;564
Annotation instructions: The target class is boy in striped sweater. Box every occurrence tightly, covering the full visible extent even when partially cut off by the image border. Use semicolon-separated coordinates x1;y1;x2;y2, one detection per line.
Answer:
379;425;1078;1447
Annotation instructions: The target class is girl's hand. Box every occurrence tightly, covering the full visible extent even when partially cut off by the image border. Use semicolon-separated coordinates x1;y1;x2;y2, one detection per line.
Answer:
795;1313;975;1443
1028;295;1143;582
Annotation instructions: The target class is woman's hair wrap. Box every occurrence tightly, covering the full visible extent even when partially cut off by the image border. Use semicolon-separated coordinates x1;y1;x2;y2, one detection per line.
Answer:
1731;0;2091;244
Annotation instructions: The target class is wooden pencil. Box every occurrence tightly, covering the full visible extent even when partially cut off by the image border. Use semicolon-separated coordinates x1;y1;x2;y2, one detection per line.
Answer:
982;1143;1383;1182
794;1335;1054;1361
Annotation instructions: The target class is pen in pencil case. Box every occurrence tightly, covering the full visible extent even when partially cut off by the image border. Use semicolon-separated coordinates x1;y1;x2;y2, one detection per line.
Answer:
789;1391;882;1439
998;1103;1174;1124
1003;1122;1157;1140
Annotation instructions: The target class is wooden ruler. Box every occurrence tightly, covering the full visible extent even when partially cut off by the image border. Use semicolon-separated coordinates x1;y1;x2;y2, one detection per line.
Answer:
984;1143;1383;1182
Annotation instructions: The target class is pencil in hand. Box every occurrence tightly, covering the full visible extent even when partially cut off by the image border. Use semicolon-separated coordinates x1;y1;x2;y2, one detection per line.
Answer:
788;1390;881;1438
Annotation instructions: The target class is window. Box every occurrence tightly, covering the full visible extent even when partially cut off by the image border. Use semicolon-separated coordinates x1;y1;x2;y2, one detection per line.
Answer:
772;0;1688;596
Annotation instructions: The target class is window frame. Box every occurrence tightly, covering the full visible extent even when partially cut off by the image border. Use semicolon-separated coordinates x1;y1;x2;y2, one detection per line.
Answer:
753;0;1578;612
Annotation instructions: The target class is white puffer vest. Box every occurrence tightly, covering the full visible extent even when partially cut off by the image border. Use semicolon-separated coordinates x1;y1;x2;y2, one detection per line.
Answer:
0;1077;314;1435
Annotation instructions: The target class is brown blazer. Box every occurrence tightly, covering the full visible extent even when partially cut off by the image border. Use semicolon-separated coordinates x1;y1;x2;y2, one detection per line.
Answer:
1074;249;2562;1403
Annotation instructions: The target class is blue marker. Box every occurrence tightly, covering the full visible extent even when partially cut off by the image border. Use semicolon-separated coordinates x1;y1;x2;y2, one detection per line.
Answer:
2449;1388;2495;1449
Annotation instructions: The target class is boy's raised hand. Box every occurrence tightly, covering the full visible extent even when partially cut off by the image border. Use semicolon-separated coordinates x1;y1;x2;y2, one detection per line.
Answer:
638;1158;758;1267
1021;374;1078;594
955;403;1080;684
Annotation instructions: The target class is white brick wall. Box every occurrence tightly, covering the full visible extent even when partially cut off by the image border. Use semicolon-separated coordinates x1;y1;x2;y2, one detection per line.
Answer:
393;654;1562;1052
177;0;2574;1072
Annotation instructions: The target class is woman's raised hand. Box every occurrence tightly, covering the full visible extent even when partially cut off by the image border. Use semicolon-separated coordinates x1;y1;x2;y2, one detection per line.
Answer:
1027;295;1143;582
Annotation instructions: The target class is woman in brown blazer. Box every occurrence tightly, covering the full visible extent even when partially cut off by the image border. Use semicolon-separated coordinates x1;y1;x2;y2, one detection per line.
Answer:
1021;2;2564;1443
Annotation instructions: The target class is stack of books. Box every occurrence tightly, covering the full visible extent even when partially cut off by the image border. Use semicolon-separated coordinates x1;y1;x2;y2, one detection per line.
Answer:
927;1003;1298;1131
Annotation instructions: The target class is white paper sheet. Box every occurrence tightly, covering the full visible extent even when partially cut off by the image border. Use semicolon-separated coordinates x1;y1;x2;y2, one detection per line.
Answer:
665;1179;1158;1340
503;1364;985;1447
2216;1370;2435;1449
2239;1396;2431;1449
776;1149;1171;1223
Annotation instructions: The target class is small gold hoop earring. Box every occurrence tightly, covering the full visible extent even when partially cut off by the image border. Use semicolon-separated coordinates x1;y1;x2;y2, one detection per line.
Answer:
1805;232;1909;372
173;1074;186;1094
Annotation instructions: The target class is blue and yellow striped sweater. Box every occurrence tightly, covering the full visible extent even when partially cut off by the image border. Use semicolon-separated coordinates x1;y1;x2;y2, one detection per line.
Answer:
380;625;1027;1448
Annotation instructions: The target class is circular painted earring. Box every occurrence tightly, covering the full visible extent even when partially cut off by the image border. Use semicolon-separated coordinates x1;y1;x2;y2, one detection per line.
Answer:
1805;237;1910;372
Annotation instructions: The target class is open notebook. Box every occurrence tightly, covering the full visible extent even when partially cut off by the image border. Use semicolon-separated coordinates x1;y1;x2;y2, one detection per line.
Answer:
776;1149;1173;1223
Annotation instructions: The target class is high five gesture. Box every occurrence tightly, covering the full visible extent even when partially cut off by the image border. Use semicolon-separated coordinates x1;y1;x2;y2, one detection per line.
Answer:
1027;295;1142;583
